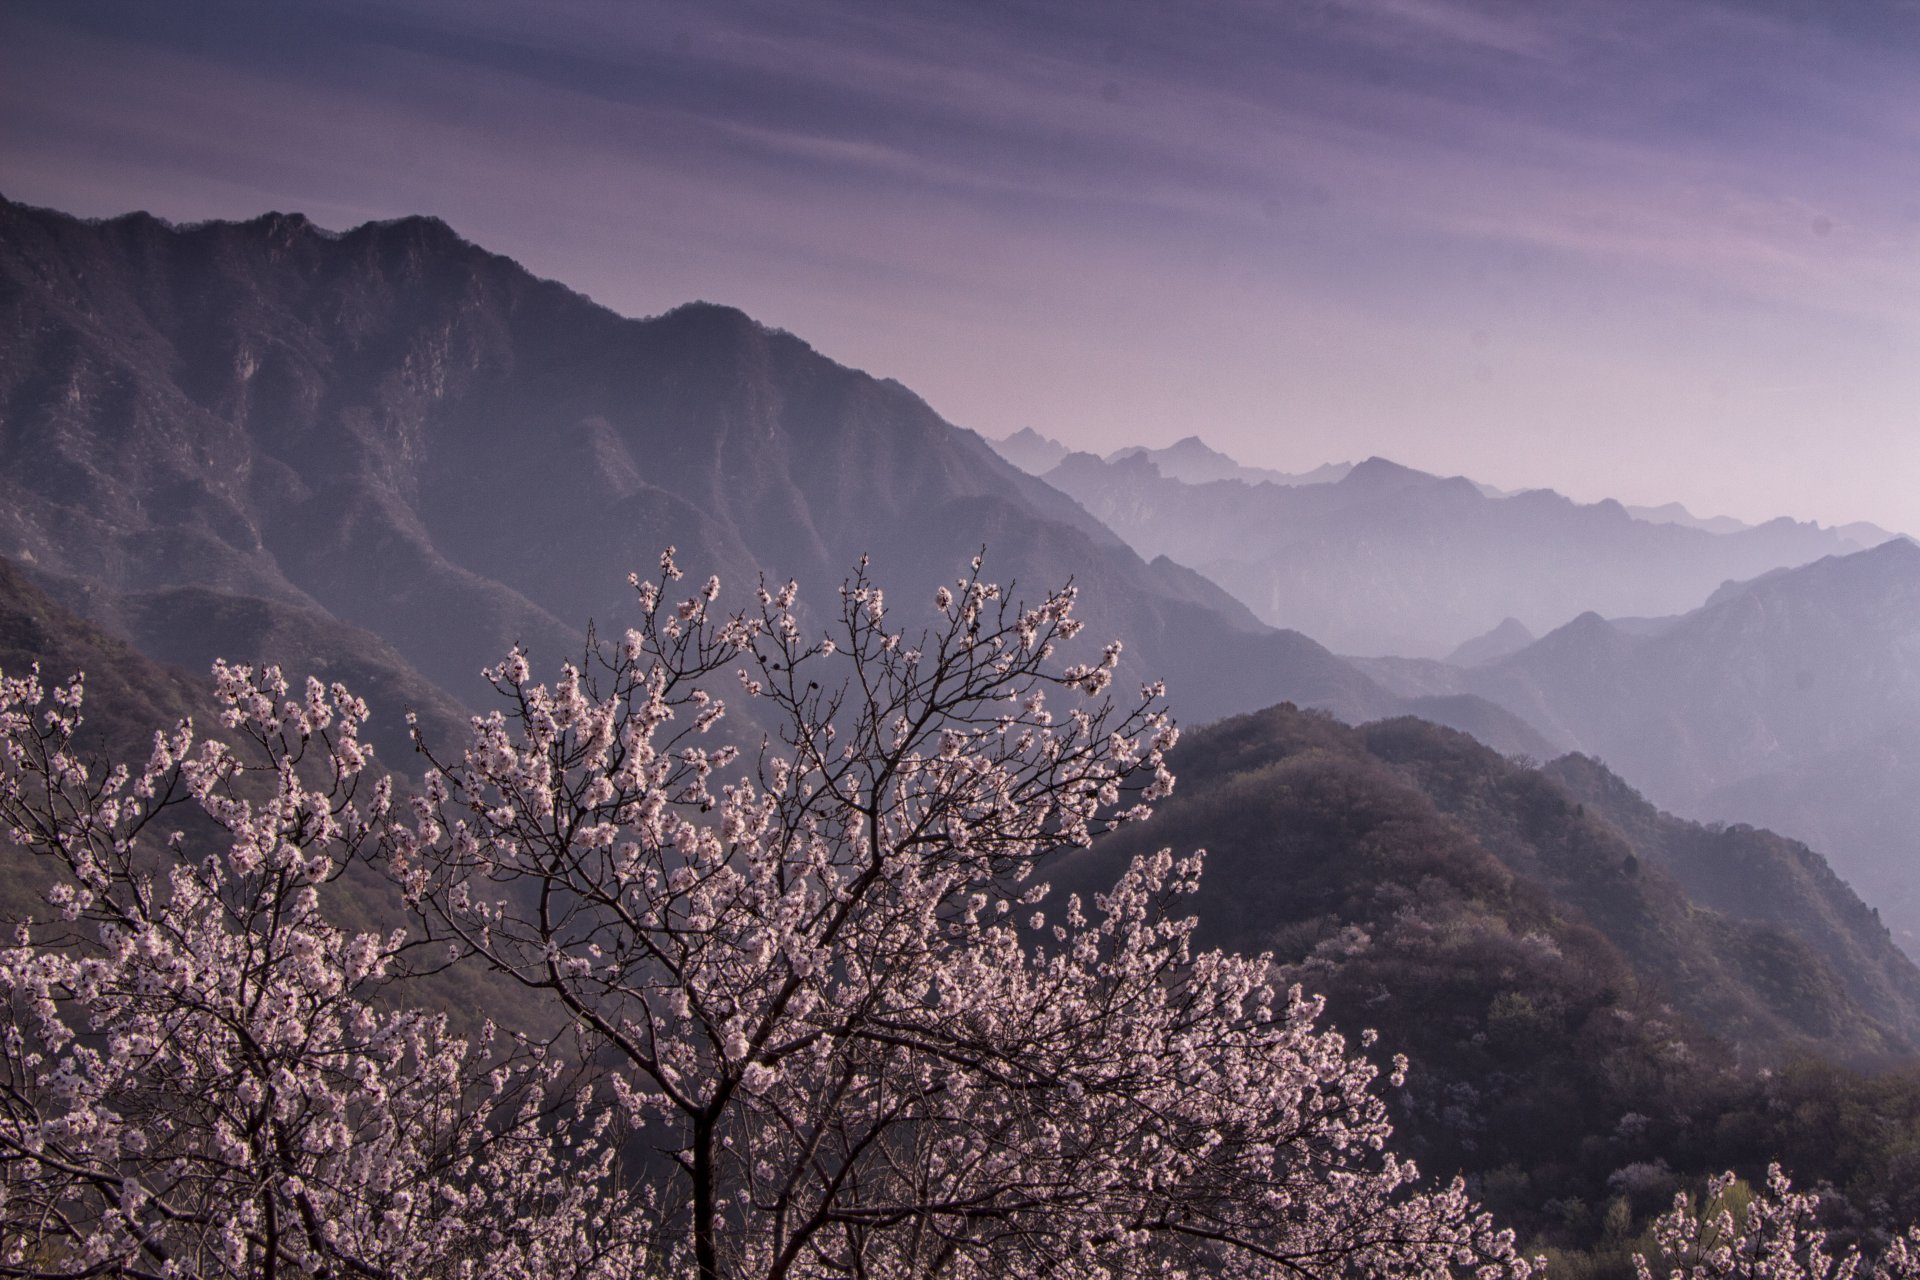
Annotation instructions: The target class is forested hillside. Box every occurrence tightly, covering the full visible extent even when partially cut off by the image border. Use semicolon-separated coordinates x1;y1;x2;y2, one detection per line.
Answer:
1071;703;1920;1251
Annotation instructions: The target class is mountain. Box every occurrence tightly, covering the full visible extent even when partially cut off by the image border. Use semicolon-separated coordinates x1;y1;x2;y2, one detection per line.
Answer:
1102;435;1350;487
1447;540;1920;952
0;557;226;770
1546;751;1920;1034
1063;702;1920;1243
18;191;1914;968
1091;704;1920;1065
0;196;1407;730
1042;449;1887;658
989;430;1351;487
985;426;1071;474
1447;617;1535;667
0;558;229;921
1626;501;1752;534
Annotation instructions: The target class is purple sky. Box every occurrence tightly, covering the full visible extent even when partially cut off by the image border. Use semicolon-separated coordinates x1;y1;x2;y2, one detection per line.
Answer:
6;0;1919;533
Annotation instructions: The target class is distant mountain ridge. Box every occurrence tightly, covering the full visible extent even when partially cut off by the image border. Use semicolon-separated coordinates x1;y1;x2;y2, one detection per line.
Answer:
1103;435;1352;487
1037;444;1891;657
1447;617;1535;667
989;429;1351;488
1626;501;1752;534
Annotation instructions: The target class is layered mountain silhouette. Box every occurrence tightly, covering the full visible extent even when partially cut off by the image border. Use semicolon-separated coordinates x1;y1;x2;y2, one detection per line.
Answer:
1358;539;1920;952
0;196;1410;729
7;191;1912;962
987;426;1073;475
1037;445;1889;658
1625;501;1751;534
1103;435;1351;487
1447;617;1535;667
991;429;1350;488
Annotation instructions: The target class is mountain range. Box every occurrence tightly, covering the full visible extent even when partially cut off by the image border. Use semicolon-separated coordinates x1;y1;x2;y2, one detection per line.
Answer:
993;428;1353;488
0;195;1428;732
1027;445;1892;658
6;195;1913;949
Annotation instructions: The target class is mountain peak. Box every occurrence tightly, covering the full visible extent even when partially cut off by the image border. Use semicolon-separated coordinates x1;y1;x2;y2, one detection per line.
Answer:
357;211;456;236
653;300;772;342
251;209;316;230
660;299;754;324
989;428;1072;476
1165;434;1225;457
1447;616;1535;668
1339;456;1438;490
1517;610;1626;662
1109;450;1165;477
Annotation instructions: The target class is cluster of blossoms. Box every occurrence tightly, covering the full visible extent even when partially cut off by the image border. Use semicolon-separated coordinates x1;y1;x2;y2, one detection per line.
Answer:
18;552;1906;1280
0;664;644;1278
1635;1165;1920;1280
388;555;1537;1280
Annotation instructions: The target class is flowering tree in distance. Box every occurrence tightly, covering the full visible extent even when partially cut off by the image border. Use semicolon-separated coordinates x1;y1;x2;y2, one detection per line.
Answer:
0;665;643;1278
392;552;1538;1279
1635;1165;1920;1280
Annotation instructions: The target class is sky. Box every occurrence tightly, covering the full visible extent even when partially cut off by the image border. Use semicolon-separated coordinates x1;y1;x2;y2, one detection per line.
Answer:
5;0;1920;533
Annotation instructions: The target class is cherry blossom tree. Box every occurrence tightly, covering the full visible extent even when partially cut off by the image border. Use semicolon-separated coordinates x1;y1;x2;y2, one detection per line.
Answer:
1635;1166;1920;1280
392;553;1539;1280
0;663;644;1279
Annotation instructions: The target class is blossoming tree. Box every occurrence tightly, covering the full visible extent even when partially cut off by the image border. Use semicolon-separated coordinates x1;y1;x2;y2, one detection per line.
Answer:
390;553;1538;1280
0;664;643;1279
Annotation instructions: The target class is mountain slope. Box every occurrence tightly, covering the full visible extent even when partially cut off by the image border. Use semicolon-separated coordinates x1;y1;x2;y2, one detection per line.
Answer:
1462;539;1920;950
1061;702;1920;1241
1547;751;1920;1037
0;197;1398;728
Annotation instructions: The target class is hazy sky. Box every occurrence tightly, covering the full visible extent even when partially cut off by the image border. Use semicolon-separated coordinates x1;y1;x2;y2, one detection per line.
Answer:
6;0;1919;532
